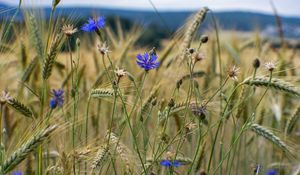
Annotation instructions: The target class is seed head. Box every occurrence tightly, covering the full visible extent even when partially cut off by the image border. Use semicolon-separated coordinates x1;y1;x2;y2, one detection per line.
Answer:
185;122;197;131
264;61;276;72
168;98;175;108
0;90;13;104
114;67;127;78
190;102;207;120
97;42;110;55
62;24;78;37
228;66;240;81
252;58;260;69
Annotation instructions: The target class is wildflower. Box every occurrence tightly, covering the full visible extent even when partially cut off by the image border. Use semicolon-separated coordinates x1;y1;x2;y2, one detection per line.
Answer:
97;42;110;55
186;122;197;131
193;52;205;62
49;89;64;109
200;35;209;43
190;102;207;120
265;169;277;175
160;160;182;167
0;90;13;104
114;67;127;78
253;58;260;69
264;61;276;72
228;66;240;81
81;16;105;32
62;24;78;37
12;171;23;175
166;151;173;159
136;52;160;71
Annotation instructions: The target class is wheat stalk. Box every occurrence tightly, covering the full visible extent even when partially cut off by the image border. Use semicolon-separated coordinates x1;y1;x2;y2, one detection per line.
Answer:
243;77;300;96
1;125;57;173
140;85;160;121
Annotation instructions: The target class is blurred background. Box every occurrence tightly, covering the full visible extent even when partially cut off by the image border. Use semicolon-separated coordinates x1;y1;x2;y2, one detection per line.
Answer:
0;0;299;47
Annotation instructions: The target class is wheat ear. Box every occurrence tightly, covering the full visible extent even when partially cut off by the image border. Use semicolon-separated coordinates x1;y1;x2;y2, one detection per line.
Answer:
28;15;44;61
285;106;300;135
178;7;209;62
7;98;33;118
249;123;291;154
1;125;57;173
243;77;300;96
42;34;64;80
90;89;114;98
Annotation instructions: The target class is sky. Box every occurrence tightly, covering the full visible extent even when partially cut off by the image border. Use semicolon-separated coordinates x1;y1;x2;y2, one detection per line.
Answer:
1;0;300;17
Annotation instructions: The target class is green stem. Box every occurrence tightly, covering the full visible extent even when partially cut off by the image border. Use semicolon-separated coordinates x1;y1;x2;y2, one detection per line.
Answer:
207;82;243;173
187;121;202;175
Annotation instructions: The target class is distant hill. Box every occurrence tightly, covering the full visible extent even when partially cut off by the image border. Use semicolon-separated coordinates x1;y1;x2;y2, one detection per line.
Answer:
0;3;300;39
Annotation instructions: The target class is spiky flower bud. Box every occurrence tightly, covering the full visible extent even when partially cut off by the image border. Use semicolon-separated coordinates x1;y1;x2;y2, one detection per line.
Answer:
228;66;240;81
200;35;209;43
62;24;78;37
253;58;260;69
97;42;110;55
187;48;195;54
168;98;175;108
264;61;276;72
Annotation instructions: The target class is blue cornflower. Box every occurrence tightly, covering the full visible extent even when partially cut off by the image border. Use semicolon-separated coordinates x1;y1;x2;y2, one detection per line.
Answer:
49;89;64;109
265;169;277;175
81;16;105;32
160;160;182;167
12;171;23;175
136;52;160;71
